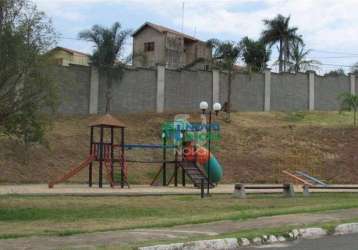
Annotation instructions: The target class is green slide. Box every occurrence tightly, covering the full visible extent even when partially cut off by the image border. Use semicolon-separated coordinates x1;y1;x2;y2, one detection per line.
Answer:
203;154;223;183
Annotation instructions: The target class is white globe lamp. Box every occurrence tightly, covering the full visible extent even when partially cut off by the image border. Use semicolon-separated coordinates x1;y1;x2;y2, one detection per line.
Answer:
200;101;209;113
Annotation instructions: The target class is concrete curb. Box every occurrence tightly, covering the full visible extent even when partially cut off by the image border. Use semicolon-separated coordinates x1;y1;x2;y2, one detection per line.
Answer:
138;238;239;250
334;223;358;235
138;223;358;249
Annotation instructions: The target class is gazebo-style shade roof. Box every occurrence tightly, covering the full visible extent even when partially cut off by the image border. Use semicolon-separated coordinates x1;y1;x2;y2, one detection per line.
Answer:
89;114;125;128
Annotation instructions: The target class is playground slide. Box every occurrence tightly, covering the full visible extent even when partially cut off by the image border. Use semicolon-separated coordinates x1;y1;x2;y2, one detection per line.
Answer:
48;155;95;188
203;154;223;183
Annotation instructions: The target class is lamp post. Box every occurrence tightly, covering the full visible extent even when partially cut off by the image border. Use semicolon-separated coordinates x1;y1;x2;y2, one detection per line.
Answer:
199;101;221;196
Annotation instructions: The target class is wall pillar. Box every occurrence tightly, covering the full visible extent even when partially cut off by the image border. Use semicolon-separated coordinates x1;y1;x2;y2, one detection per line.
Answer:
350;73;356;95
212;69;220;104
264;69;271;112
156;65;165;113
89;66;99;114
308;71;315;111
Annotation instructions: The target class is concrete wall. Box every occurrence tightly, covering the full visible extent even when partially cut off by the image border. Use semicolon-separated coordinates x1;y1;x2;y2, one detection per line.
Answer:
55;65;91;115
55;65;356;115
271;72;309;111
164;69;212;112
98;67;157;113
231;72;265;111
315;75;350;110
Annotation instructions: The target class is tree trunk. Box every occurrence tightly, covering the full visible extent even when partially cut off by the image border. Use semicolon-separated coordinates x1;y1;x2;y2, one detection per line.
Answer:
105;72;112;113
226;70;232;122
279;40;283;73
354;109;356;128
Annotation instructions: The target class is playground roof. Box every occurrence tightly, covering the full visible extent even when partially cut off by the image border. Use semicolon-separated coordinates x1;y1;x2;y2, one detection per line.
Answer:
89;114;125;128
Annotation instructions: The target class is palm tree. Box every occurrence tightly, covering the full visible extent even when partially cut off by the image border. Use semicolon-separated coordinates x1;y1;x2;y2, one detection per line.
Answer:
240;36;271;72
288;42;320;73
340;93;358;127
261;14;302;72
79;22;131;113
207;39;242;122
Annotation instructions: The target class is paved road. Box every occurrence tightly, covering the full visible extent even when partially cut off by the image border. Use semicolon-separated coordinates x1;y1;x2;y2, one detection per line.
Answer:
242;234;358;250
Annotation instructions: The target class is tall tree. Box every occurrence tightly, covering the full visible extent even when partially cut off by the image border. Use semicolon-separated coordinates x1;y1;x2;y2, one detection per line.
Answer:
261;14;302;72
0;0;58;144
79;22;131;113
240;36;271;72
207;39;242;121
288;41;320;73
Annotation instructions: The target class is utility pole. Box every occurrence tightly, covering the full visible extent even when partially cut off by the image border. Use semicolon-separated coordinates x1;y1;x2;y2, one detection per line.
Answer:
181;2;185;33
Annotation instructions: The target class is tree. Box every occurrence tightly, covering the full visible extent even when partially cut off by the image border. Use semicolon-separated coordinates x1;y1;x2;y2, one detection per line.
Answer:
207;39;242;121
288;41;320;73
261;14;302;72
240;36;271;72
79;22;131;113
0;0;58;144
350;62;358;74
325;69;346;76
339;93;358;127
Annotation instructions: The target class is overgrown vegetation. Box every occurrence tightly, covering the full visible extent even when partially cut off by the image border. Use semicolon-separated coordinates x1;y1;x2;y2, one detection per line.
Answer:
0;0;58;144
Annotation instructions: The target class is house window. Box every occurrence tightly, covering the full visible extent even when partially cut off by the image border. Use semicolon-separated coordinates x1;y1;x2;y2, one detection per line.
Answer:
144;42;155;52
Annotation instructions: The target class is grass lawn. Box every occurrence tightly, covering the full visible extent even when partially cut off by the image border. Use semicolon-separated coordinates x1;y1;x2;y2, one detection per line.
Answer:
1;193;358;239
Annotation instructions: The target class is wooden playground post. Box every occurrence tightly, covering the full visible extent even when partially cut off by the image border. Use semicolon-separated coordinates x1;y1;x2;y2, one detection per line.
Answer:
99;126;104;188
110;127;114;181
181;130;186;187
174;151;178;187
89;127;93;187
162;132;167;186
182;167;186;186
120;126;125;188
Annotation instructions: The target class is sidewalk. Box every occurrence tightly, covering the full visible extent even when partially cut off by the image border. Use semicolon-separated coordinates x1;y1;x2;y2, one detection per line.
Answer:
1;208;358;250
2;184;358;196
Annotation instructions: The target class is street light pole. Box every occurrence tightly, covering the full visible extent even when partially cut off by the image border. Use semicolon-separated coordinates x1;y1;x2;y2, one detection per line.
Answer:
207;110;212;195
199;101;221;197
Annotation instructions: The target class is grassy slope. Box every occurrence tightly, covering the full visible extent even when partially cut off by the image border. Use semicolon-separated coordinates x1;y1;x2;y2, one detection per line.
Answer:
1;193;358;238
1;111;358;184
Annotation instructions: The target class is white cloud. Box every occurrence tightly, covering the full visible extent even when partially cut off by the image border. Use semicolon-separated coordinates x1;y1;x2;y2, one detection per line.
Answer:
33;0;358;72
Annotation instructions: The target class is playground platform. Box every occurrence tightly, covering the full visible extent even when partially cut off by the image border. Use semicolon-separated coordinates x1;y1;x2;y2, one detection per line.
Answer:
1;184;358;196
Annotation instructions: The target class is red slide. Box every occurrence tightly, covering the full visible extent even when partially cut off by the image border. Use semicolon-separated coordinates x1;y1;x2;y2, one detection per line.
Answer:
48;155;95;188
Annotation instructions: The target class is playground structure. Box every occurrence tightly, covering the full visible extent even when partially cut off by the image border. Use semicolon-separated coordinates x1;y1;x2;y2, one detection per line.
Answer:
48;114;223;192
282;170;327;187
48;114;127;188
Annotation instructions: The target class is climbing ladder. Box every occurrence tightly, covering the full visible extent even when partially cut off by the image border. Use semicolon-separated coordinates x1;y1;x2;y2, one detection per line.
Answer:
104;144;130;188
179;160;214;188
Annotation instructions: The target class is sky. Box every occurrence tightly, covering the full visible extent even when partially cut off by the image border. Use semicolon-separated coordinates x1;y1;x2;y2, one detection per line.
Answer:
33;0;358;74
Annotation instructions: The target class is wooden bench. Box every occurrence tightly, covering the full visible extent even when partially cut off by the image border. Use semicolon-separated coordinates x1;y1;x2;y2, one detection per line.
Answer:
303;185;358;196
234;183;295;198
